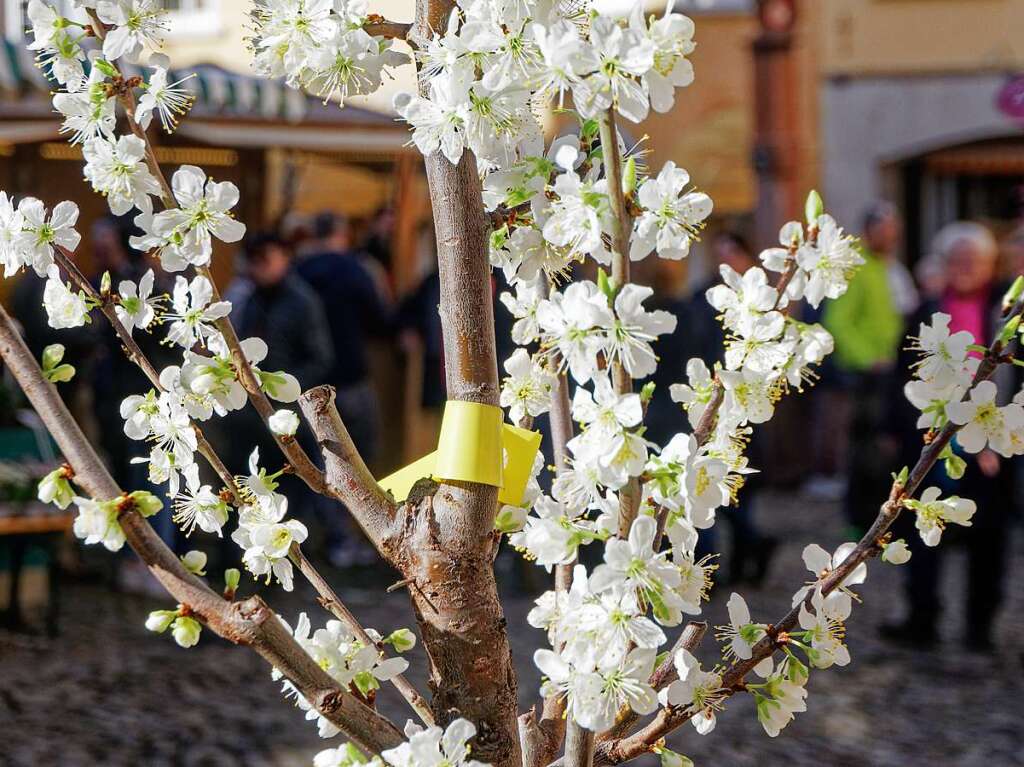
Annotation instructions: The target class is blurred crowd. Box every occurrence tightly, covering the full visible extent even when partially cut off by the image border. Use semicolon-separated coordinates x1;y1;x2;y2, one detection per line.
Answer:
5;198;1024;653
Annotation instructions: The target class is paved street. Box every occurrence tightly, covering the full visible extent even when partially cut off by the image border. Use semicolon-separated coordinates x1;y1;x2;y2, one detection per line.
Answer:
2;491;1022;767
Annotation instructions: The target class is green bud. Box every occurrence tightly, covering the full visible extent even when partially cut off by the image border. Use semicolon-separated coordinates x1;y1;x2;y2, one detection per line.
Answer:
658;749;694;767
93;59;117;77
41;343;65;371
224;568;241;592
944;452;966;480
494;504;526;533
99;270;112;296
804;190;824;225
128;490;163;517
145;610;176;633
385;628;417;652
623;157;637;196
892;466;909;487
352;670;379;697
998;315;1020;344
180;550;208;576
597;268;617;302
1002;275;1024;310
340;744;368;765
640;381;656;404
171;615;202;648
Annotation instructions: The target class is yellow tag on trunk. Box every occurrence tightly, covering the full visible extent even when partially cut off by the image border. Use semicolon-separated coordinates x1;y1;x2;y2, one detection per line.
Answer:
379;401;542;507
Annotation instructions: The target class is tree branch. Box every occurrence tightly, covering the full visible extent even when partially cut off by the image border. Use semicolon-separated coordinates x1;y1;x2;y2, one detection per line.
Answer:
597;109;639;539
364;17;412;40
298;385;396;549
564;722;595;767
591;297;1024;766
51;247;428;723
0;297;404;756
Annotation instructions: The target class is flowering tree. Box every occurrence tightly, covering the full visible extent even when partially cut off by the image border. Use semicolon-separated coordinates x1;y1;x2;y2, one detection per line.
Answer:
4;2;1023;767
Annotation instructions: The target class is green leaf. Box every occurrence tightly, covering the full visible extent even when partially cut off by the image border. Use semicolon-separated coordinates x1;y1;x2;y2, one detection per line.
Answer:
804;190;824;224
892;466;909;486
45;363;76;383
93;59;117;78
998;315;1020;344
580;118;600;141
597;268;617;302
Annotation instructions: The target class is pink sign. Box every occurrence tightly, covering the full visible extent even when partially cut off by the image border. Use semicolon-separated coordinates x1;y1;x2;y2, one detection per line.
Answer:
997;76;1024;121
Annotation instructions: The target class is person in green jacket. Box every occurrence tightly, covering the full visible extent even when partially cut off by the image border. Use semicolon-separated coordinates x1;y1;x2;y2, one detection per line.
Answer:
822;201;919;532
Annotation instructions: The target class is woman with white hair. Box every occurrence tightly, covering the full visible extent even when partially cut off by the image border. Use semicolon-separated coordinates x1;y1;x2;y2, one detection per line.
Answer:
882;220;1016;653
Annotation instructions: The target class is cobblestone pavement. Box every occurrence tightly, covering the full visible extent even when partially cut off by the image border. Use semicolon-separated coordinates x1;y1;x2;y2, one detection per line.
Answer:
2;491;1022;767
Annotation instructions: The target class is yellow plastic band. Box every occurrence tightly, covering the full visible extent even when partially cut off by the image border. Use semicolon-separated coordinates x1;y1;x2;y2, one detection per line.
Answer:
435;401;505;487
379;401;542;507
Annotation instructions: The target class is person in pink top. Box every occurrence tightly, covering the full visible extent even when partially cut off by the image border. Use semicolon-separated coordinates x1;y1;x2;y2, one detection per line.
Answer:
883;222;1016;653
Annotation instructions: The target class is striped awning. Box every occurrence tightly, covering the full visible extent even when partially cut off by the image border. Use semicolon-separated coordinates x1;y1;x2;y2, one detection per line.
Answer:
0;37;398;129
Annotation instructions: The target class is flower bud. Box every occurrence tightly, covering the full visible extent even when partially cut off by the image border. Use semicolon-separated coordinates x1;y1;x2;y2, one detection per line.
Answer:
145;610;176;633
127;490;163;517
385;628;417;652
171;615;202;648
180;550;208;575
38;466;74;509
269;409;300;437
882;539;912;565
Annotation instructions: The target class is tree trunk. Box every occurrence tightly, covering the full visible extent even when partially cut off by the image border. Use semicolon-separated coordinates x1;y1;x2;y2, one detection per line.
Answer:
388;24;521;764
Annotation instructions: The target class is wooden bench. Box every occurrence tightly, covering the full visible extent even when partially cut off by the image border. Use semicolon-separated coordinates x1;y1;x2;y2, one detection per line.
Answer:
0;507;73;635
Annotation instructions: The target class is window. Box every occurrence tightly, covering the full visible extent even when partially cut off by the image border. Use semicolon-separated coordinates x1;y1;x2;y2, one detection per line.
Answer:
4;0;85;39
3;0;221;41
165;0;222;39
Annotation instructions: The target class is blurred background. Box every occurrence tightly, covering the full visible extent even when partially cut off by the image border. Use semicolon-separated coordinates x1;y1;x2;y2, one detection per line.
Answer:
2;0;1024;765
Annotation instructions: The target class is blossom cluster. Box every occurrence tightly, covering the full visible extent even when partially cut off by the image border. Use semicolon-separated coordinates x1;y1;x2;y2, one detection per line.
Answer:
275;613;415;737
250;0;408;105
393;1;695;172
19;0;1003;756
314;719;487;767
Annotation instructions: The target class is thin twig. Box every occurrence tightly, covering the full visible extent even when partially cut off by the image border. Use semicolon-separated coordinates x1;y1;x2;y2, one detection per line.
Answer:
590;296;1024;766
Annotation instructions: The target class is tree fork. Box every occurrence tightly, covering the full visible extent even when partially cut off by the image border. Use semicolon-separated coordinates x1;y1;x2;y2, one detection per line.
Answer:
391;2;522;764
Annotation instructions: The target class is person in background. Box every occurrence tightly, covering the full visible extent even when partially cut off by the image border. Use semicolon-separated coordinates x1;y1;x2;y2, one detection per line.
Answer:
296;213;392;566
296;213;391;463
650;231;777;585
882;222;1014;652
397;227;445;458
823;202;919;533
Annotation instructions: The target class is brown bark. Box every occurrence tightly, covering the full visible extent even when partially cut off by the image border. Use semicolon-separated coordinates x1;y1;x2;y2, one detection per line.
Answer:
378;2;522;760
